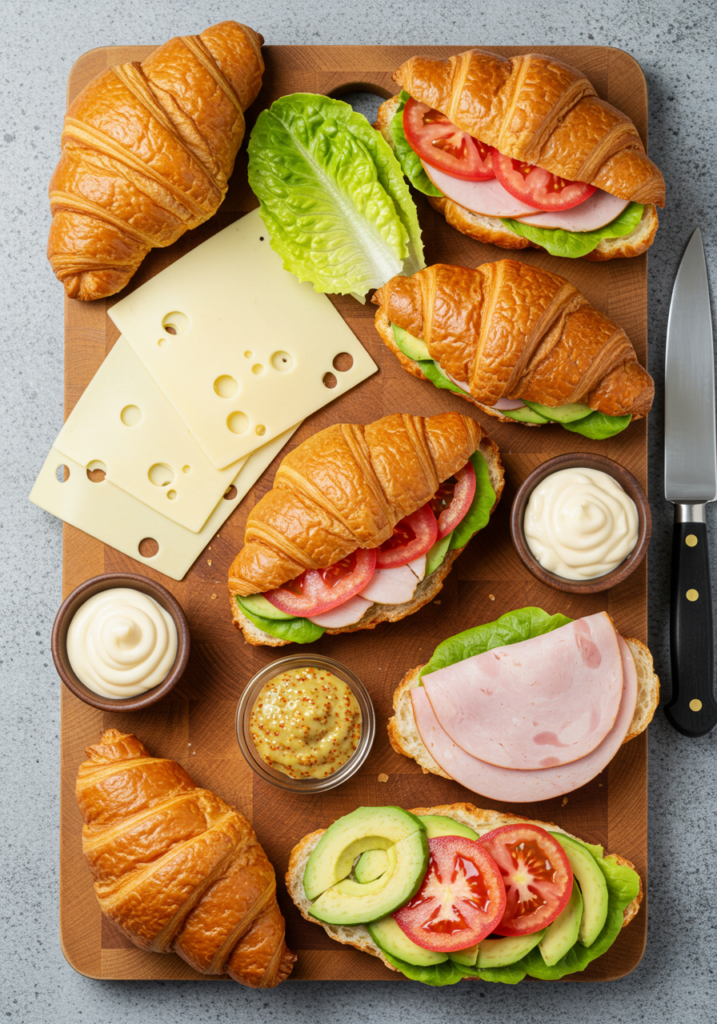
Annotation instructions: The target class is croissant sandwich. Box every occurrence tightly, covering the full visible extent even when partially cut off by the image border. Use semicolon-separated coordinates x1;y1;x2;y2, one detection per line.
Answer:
228;412;504;647
373;260;654;440
375;49;664;260
388;608;658;803
49;21;264;301
286;802;643;985
76;729;295;987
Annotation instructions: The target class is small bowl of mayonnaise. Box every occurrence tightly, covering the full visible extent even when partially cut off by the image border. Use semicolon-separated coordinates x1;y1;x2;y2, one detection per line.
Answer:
510;453;651;594
52;573;190;711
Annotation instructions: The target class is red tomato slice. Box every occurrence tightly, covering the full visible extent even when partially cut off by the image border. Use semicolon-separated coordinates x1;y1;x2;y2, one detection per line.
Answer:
264;548;377;617
430;462;476;541
492;150;596;211
376;503;438;569
393;836;506;953
403;97;495;181
479;824;573;936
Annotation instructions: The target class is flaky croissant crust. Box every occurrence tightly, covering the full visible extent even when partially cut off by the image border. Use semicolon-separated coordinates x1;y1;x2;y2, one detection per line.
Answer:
394;49;665;207
48;21;264;301
76;729;295;987
373;261;654;419
228;412;485;596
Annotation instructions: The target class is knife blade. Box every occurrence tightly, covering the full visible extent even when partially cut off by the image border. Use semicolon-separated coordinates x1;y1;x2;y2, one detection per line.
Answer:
664;227;717;736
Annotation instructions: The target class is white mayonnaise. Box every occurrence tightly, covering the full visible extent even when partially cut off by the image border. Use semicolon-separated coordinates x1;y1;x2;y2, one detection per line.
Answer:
524;467;638;580
67;588;178;698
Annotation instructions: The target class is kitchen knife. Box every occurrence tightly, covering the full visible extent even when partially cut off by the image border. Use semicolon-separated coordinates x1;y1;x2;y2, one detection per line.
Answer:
664;228;717;736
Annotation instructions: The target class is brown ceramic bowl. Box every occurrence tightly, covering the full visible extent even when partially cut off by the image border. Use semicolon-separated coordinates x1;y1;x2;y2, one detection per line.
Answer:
510;453;651;595
51;572;190;712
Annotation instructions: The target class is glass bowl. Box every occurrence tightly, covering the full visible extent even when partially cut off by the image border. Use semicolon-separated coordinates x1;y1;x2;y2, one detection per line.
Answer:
235;654;376;793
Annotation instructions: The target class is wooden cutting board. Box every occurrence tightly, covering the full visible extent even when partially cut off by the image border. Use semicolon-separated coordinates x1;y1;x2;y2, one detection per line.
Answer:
58;43;650;982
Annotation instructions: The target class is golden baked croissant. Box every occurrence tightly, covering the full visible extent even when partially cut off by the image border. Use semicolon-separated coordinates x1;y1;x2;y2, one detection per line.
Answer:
76;729;295;987
48;21;264;301
376;49;664;259
229;413;504;646
373;261;654;423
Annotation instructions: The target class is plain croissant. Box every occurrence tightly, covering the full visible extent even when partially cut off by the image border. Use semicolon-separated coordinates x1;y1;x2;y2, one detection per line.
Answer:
48;21;264;301
76;729;295;987
228;412;497;598
373;261;654;421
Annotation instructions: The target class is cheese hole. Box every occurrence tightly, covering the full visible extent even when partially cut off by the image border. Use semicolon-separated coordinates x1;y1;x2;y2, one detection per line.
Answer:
256;424;266;436
214;375;238;399
56;465;70;483
227;411;249;434
323;372;338;389
244;351;253;359
120;404;142;427
182;465;191;474
333;352;354;372
252;364;264;375
158;338;169;348
86;460;107;483
224;485;238;500
162;311;189;335
148;463;175;487
138;538;159;558
167;490;177;500
271;351;293;372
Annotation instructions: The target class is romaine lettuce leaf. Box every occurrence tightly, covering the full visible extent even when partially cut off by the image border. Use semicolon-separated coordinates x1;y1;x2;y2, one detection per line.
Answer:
562;410;632;440
389;91;444;197
449;451;496;549
502;202;644;259
236;597;325;644
248;93;424;301
382;952;464;986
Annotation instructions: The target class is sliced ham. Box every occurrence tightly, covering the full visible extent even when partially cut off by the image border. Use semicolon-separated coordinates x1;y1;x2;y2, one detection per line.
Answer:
411;636;637;803
492;397;525;411
407;554;427;581
423;613;623;770
445;371;471;394
308;594;372;628
422;162;539;218
359;564;419;605
512;190;629;231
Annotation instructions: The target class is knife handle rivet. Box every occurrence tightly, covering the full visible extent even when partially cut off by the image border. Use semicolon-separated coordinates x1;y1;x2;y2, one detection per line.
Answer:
686;589;700;602
686;534;698;547
690;699;703;712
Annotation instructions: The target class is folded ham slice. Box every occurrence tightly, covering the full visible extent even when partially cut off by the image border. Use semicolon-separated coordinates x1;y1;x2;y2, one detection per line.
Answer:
422;613;623;770
411;636;637;802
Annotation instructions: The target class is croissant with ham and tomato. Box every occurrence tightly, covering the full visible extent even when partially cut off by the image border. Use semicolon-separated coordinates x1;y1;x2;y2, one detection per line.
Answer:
76;729;295;987
373;260;654;435
375;48;665;259
229;412;503;647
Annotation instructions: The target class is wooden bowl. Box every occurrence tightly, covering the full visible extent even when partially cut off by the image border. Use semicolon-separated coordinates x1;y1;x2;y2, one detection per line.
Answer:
510;453;651;595
51;572;190;712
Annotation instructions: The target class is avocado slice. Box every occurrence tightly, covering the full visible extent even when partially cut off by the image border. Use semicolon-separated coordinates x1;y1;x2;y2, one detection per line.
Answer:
425;533;452;577
368;914;448;967
475;931;545;968
539;880;583;966
550;833;609;947
355;849;389;884
237;593;296;621
523;400;593;423
392;323;431;361
419;815;480;841
500;405;550;424
447;942;480;967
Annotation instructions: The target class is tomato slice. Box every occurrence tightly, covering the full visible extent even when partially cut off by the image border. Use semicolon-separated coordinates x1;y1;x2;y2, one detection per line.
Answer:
376;503;438;569
393;836;506;952
492;150;596;212
403;97;495;181
479;824;573;936
429;462;476;540
264;548;377;617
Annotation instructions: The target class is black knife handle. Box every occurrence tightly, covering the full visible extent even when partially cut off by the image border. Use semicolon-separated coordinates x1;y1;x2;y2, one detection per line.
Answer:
666;513;717;736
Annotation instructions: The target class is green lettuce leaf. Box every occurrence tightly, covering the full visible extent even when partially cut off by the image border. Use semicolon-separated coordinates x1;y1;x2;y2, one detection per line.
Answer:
420;607;573;681
236;597;325;644
459;961;528;984
502;202;644;259
416;359;467;396
562;411;632;440
248;93;424;301
382;952;465;986
389;91;444;197
449;451;496;549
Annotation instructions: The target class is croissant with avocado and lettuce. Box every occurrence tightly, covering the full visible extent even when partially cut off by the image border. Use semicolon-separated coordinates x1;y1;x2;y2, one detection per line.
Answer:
373;260;654;440
228;413;503;646
287;804;643;986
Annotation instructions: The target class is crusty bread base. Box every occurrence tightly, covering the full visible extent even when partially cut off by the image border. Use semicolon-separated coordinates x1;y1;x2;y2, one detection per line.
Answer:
374;95;659;261
286;802;643;978
231;437;504;647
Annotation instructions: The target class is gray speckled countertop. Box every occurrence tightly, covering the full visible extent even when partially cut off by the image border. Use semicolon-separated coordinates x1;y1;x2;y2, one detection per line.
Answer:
1;1;716;1021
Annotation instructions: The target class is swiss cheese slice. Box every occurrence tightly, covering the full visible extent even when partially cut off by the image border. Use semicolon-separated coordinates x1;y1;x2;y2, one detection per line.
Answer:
109;209;378;469
29;427;299;581
54;338;246;533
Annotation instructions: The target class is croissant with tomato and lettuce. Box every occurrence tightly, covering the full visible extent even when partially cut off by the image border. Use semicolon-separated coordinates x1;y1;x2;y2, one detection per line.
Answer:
373;260;654;440
375;49;665;260
228;413;504;646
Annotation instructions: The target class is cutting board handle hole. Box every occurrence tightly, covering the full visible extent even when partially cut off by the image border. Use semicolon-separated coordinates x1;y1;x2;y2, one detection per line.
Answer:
328;83;392;124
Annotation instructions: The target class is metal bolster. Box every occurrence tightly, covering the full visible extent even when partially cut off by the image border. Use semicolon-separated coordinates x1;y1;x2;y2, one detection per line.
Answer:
675;503;706;523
